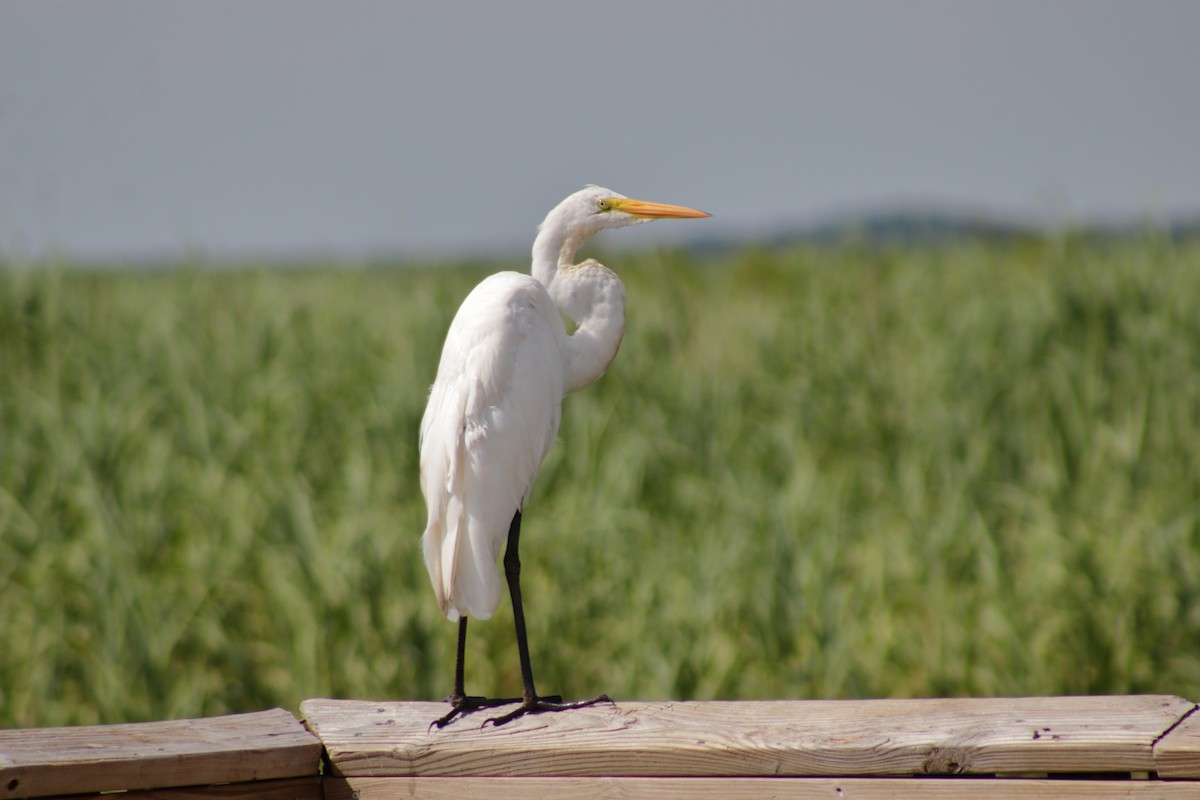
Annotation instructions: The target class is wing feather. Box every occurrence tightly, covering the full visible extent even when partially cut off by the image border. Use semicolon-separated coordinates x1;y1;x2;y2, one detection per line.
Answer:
419;272;566;620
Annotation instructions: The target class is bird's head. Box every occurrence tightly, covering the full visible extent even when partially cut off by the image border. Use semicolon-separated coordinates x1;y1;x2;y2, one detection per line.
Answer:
542;185;710;240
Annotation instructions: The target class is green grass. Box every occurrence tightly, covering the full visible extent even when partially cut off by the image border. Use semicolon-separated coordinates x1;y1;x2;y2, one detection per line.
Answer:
3;237;1200;728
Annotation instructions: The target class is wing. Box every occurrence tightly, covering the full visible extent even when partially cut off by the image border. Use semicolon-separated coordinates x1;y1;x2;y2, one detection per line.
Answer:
419;272;567;621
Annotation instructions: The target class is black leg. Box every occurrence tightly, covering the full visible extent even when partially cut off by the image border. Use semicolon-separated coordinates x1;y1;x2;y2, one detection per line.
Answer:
505;509;538;699
431;617;471;728
452;616;468;698
483;510;613;726
430;616;522;729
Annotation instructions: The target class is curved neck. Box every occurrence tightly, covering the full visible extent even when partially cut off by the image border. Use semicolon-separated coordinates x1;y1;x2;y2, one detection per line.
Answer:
531;222;626;393
531;220;589;293
555;264;626;393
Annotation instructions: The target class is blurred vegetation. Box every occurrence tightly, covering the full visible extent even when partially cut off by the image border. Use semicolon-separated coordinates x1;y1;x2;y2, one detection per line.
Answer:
2;237;1200;727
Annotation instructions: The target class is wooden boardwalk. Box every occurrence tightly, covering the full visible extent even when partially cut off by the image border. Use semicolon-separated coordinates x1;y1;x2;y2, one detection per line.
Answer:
0;708;320;800
3;696;1200;799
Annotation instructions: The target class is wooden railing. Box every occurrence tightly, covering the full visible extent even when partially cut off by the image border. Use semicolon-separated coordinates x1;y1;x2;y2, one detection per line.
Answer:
0;708;320;800
4;696;1199;798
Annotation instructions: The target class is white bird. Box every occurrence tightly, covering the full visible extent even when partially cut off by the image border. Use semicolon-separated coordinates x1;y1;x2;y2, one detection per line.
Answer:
419;185;709;726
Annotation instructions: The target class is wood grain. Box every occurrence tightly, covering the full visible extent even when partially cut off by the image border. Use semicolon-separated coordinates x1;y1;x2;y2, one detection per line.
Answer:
0;708;321;799
325;775;1200;800
34;776;323;800
300;696;1195;779
1155;703;1200;778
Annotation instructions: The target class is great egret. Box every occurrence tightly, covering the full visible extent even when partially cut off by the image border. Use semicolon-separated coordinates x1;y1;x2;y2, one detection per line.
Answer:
419;185;709;727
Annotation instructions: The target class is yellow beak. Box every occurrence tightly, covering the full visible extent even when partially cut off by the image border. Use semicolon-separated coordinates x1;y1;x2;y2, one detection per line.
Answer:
610;198;711;219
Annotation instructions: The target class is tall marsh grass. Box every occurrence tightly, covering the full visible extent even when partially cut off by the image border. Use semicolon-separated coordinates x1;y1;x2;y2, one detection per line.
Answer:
2;238;1199;727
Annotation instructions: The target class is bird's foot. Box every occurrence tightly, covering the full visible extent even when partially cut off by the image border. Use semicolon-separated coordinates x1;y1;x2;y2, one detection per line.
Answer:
483;693;614;727
430;693;563;729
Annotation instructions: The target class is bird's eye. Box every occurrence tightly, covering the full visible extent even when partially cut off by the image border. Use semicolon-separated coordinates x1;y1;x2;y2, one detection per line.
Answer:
595;198;610;211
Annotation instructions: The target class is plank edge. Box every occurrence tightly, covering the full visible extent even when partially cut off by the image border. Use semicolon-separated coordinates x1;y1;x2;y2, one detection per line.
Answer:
1153;702;1200;778
324;775;1200;800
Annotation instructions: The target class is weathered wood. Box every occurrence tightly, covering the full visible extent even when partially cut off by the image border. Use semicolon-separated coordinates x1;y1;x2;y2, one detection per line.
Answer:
300;696;1196;779
1155;703;1200;778
0;708;321;800
324;775;1200;800
34;776;323;800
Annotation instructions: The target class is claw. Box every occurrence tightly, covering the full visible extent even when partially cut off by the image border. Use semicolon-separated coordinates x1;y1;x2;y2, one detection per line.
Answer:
483;693;614;727
429;694;523;729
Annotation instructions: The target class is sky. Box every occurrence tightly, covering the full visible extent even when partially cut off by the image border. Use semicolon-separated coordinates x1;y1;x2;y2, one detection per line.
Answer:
2;1;1199;262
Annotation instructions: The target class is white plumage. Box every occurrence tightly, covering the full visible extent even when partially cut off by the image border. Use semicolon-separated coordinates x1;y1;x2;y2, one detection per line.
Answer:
419;271;566;620
417;185;708;726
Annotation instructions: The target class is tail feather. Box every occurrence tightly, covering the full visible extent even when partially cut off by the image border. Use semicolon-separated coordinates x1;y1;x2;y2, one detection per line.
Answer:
420;516;450;619
420;382;466;621
421;503;504;621
420;381;505;621
454;508;503;619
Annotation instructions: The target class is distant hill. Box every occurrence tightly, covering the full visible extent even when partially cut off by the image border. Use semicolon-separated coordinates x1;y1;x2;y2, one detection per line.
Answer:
686;208;1200;255
774;209;1036;247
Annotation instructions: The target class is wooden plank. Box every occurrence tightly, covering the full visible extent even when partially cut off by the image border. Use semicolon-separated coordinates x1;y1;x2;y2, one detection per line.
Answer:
35;776;323;800
1155;702;1200;778
0;708;321;799
300;696;1194;778
325;775;1200;800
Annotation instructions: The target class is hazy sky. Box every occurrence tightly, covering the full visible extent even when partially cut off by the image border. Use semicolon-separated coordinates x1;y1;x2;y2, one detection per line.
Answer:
3;1;1199;261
